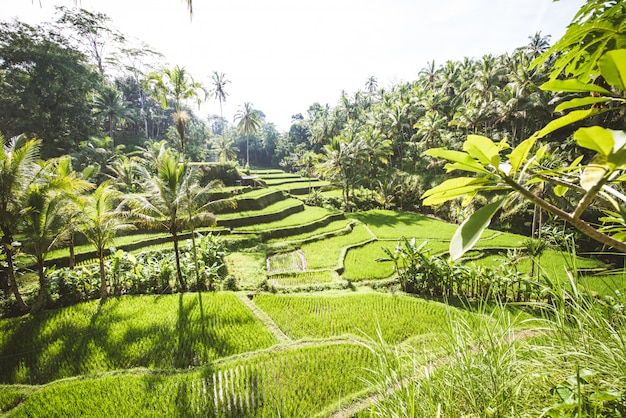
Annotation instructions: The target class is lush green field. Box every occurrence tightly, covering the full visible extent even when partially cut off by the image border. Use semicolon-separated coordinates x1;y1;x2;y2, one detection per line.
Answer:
0;292;277;385
348;210;463;239
217;197;302;221
268;270;339;287
6;342;377;417
343;240;450;280
266;218;353;245
236;205;337;232
223;252;267;289
300;224;373;269
253;292;464;343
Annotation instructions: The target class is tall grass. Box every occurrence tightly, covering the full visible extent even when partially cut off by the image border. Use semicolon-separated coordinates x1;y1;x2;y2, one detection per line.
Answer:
362;281;626;417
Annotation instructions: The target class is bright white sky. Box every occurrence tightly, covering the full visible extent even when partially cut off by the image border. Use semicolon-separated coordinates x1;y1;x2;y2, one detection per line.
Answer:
5;0;585;132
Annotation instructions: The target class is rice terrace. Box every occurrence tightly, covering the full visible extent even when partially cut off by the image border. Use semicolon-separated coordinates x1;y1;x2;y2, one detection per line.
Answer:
1;0;626;417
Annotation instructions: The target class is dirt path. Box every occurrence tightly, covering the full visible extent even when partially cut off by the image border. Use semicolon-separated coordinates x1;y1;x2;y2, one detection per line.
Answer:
236;292;291;344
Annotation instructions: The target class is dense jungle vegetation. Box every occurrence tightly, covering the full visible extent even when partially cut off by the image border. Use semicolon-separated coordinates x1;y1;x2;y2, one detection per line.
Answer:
1;0;626;416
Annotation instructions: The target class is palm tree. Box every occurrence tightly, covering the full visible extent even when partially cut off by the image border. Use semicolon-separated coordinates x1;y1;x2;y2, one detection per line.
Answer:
0;134;40;312
127;150;217;291
93;85;134;146
365;76;378;94
317;135;365;211
79;182;135;299
214;134;238;163
22;156;92;311
210;71;230;143
234;102;261;167
297;151;320;194
147;65;206;154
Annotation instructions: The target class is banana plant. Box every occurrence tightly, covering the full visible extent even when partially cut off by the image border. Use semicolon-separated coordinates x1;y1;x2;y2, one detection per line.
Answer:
422;49;626;260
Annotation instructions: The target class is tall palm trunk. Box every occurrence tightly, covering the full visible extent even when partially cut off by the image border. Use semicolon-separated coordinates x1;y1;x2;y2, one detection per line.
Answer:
172;231;186;292
99;249;107;299
33;255;48;313
2;233;28;313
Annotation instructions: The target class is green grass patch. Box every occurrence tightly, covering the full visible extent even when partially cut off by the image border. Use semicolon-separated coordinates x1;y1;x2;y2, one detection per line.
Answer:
272;180;331;193
236;206;337;232
579;272;626;295
267;250;305;273
320;189;343;198
300;224;373;270
347;209;460;239
266;219;353;245
217;198;302;221
223;252;267;289
253;292;461;343
268;270;339;287
0;292;277;385
343;240;450;281
263;177;313;186
7;342;377;417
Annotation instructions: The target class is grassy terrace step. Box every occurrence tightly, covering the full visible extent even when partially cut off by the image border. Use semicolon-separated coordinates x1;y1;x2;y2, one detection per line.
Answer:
235;206;345;241
299;224;374;271
249;169;285;175
252;292;465;344
0;292;277;385
267;270;341;288
272;180;332;195
217;198;304;228
266;218;354;246
263;177;318;186
4;342;378;417
256;172;302;180
216;188;287;214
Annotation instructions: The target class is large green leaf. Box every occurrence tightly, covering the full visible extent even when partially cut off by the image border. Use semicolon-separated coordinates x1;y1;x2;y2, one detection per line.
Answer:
580;164;607;191
449;198;506;261
533;109;601;139
508;137;537;172
464;135;500;167
540;79;611;95
555;96;611;112
575;126;615;156
599;49;626;91
423;148;489;174
421;177;490;206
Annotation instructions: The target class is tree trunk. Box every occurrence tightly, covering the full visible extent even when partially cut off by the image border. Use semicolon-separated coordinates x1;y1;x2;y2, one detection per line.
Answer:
173;233;186;292
99;250;107;300
190;229;203;290
32;257;48;313
2;237;28;313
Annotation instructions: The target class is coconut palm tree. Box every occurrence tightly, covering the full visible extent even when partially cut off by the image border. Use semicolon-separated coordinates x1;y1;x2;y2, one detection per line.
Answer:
127;149;219;291
22;156;92;311
79;182;135;299
214;134;238;163
297;151;320;194
365;76;378;94
0;134;40;312
147;65;206;154
93;85;135;146
234;102;261;167
210;71;230;143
